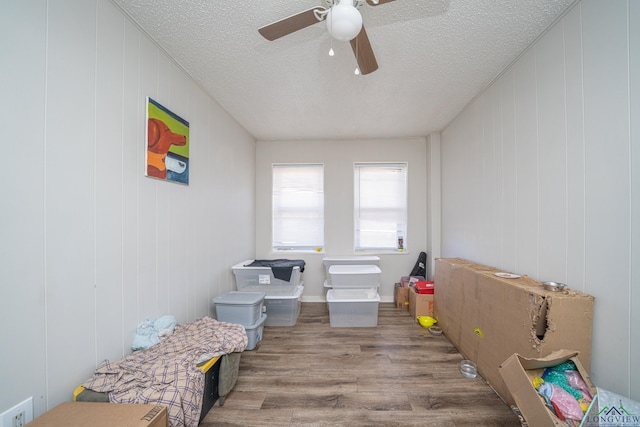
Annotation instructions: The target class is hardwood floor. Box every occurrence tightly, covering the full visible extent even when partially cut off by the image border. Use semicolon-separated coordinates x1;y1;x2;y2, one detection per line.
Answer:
201;302;522;427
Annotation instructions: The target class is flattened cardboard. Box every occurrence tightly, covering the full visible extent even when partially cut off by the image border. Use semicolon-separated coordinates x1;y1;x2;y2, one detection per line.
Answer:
28;402;168;427
434;258;594;405
409;286;434;319
498;349;596;427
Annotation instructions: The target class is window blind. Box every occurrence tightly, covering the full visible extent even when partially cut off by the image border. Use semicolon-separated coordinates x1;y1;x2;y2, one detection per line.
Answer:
272;164;324;251
354;162;408;252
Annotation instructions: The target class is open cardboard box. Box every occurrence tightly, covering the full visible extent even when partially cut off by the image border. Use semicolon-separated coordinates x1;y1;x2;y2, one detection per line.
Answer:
499;349;596;427
394;282;409;310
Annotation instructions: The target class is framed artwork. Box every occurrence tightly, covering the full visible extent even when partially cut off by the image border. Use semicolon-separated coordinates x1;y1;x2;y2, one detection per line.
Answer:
145;97;190;185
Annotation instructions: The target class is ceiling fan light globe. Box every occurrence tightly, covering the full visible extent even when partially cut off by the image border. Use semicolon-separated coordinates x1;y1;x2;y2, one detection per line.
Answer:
326;4;362;41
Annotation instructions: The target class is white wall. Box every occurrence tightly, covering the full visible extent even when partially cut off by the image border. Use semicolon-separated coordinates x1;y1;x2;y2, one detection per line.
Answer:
255;138;428;301
441;0;639;399
0;0;256;418
426;133;442;279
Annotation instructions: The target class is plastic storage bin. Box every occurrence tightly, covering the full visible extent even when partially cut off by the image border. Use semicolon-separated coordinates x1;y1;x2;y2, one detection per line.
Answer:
328;265;382;288
244;313;267;350
264;285;303;326
323;256;380;287
213;291;266;325
326;288;380;327
232;260;303;296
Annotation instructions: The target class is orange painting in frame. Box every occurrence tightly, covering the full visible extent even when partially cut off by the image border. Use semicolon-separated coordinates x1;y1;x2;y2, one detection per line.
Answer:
145;97;190;185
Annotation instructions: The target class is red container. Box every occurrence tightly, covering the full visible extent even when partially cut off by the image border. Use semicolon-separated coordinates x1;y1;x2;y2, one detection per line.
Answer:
414;281;434;294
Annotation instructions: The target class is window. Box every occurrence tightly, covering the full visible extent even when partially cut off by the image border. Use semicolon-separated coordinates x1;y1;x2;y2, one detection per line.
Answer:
354;162;408;252
272;164;324;251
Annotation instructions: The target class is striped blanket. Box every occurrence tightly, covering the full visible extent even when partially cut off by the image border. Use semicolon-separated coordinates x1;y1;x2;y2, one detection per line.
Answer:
83;317;247;427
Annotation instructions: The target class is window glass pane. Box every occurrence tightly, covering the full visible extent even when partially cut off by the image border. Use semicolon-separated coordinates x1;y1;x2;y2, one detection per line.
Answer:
273;164;324;251
354;163;407;252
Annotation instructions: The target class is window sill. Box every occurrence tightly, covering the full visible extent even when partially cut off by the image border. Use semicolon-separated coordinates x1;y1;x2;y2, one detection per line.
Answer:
354;250;410;255
271;250;325;255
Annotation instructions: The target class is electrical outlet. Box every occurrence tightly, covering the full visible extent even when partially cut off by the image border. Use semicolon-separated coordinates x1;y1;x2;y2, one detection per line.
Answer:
0;397;33;427
12;412;25;427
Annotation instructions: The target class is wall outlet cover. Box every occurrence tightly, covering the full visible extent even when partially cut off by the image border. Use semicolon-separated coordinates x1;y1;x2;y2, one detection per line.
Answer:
0;397;33;427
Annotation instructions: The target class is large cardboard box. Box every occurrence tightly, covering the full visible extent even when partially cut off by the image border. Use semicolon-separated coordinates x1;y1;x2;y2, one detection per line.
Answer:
409;286;434;319
434;258;594;405
28;402;168;427
498;349;596;427
431;258;482;348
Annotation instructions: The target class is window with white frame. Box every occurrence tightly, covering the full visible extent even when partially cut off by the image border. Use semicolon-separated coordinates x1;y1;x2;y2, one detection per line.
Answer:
272;164;324;251
354;162;408;252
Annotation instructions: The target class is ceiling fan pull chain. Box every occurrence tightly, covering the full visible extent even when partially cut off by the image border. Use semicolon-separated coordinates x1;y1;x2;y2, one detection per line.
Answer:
329;5;335;57
354;35;360;75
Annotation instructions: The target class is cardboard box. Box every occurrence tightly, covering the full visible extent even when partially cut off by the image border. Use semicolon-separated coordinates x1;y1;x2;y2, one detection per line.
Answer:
28;402;168;427
393;282;400;305
434;258;594;405
394;283;409;310
498;349;596;427
409;286;434;319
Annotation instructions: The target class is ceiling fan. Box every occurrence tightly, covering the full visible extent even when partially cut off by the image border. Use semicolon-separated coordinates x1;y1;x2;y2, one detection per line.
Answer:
258;0;395;75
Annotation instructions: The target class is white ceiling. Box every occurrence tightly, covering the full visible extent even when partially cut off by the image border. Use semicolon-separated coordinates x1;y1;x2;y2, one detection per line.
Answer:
112;0;577;141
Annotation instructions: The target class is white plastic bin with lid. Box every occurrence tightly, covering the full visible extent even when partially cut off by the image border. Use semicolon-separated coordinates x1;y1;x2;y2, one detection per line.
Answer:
328;264;382;288
264;285;303;326
244;313;267;350
322;256;380;287
212;291;266;325
326;288;380;327
232;260;302;296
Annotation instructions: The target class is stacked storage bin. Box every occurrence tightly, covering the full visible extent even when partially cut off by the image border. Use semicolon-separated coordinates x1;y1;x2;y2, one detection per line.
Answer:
231;260;305;326
323;257;381;327
212;291;267;350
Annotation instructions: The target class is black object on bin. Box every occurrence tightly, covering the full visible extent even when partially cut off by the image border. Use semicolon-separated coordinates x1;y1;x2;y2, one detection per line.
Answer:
248;259;306;282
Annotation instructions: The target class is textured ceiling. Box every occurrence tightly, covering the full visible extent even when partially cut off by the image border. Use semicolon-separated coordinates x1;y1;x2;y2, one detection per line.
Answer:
112;0;577;141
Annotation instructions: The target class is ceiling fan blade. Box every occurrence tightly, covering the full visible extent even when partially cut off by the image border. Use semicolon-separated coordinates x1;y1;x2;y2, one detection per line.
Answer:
366;0;395;6
350;26;378;75
258;7;326;41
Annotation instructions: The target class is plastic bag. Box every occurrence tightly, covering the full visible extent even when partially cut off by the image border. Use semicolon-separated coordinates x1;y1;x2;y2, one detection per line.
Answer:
565;370;593;401
542;362;584;400
538;382;584;421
